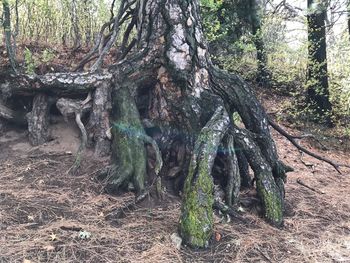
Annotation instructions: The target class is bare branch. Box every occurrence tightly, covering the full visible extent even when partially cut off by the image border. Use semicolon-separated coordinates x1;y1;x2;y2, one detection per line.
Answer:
268;119;350;174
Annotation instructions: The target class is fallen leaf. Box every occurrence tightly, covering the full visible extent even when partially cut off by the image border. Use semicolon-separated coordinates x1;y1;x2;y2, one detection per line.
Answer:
49;233;57;241
215;232;221;242
79;230;91;239
43;245;55;251
237;206;245;212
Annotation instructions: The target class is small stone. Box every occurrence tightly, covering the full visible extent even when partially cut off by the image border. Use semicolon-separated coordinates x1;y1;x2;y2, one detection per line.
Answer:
237;206;245;212
170;232;182;250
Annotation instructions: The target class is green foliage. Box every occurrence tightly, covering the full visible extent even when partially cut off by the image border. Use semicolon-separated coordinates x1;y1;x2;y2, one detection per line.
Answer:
6;0;110;46
23;47;56;74
201;0;350;132
262;15;307;89
328;32;350;122
200;0;225;42
24;48;36;74
41;49;56;64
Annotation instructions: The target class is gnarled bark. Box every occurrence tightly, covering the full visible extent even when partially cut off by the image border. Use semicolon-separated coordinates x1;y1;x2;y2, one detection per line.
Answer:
180;107;230;248
0;72;112;97
87;83;112;157
26;94;51;146
104;86;147;194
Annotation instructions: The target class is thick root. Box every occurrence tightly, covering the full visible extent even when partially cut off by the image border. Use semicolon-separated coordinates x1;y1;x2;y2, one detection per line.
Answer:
179;107;230;248
231;126;284;226
108;86;147;193
222;135;241;207
26;94;51;146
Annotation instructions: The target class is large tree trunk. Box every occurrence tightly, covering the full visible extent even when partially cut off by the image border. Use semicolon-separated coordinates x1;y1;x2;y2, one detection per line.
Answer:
306;0;332;123
117;0;288;247
0;0;291;250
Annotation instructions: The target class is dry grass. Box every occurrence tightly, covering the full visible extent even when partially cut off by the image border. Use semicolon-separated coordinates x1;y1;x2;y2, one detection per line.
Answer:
0;127;350;263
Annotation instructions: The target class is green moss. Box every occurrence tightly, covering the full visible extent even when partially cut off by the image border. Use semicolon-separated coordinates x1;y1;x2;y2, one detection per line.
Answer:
109;87;147;193
179;160;214;248
179;107;229;248
256;176;283;226
179;131;219;248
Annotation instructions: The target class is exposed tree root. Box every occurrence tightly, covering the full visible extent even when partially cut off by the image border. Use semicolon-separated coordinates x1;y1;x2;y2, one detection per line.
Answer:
268;118;350;174
230;126;284;226
67;112;87;175
213;200;248;224
180;107;230;248
103;86;147;193
0;72;112;97
26;94;51;146
222;135;240;207
56;94;92;175
0;99;26;125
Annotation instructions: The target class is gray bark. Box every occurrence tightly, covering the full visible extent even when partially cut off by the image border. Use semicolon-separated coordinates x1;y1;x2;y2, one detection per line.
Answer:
26;94;51;146
87;83;112;156
0;72;112;97
2;0;18;73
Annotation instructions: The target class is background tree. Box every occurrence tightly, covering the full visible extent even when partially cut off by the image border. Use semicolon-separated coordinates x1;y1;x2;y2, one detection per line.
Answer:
347;0;350;41
306;0;332;123
2;0;18;73
250;0;270;86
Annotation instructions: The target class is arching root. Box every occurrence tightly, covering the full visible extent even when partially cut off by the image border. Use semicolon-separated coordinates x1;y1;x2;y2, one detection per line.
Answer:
56;94;92;175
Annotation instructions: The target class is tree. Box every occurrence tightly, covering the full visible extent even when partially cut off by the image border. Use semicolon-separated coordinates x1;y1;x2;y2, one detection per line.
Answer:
306;0;332;123
1;0;18;73
0;0;292;248
347;0;350;42
250;0;270;86
70;0;81;51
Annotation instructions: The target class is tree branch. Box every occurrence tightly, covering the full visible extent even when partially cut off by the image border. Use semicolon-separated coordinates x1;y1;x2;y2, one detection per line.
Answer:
268;118;350;174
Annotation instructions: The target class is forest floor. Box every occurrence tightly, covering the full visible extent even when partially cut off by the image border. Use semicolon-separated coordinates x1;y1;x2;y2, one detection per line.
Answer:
0;93;349;263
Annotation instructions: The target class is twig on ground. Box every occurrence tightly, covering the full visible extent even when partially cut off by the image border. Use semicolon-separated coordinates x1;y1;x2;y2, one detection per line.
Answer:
105;190;149;220
299;152;315;171
296;178;325;194
60;226;83;232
